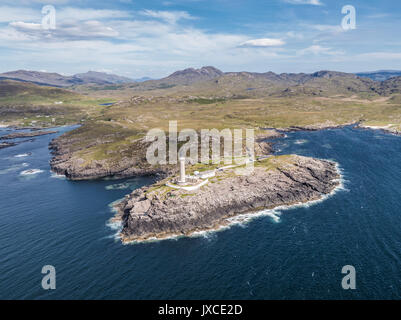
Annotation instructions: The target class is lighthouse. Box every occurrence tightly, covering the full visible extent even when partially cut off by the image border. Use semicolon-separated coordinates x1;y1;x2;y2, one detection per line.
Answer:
178;157;186;184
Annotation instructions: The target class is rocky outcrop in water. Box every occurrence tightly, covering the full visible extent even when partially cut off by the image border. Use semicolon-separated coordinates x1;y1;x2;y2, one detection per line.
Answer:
0;130;57;140
0;142;16;149
113;155;341;242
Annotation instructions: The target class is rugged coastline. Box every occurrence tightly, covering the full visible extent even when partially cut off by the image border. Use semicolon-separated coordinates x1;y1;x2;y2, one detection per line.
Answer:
356;123;401;136
112;155;341;243
48;135;175;180
48;131;277;180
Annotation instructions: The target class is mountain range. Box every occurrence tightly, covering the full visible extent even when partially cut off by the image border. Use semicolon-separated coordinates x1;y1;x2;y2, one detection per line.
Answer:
355;70;401;81
2;66;401;98
128;66;401;97
0;70;135;87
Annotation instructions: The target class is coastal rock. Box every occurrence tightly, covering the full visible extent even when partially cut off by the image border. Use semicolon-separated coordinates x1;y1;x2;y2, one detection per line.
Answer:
49;131;274;180
113;155;341;242
0;130;57;140
49;135;175;180
0;142;17;149
280;121;359;132
356;123;401;135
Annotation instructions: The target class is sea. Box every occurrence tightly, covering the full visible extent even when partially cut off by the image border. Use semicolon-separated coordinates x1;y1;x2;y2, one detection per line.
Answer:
0;125;400;299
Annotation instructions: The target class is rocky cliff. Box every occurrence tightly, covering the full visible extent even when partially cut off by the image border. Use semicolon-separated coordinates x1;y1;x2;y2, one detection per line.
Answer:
49;130;278;180
113;155;341;243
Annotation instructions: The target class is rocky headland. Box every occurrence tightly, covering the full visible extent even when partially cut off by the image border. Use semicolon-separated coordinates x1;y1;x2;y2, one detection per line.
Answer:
112;155;341;243
48;131;278;180
49;135;175;180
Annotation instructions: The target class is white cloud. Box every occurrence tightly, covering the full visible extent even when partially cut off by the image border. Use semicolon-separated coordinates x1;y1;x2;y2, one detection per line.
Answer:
4;6;131;41
312;24;343;32
239;38;285;47
0;5;292;77
4;4;376;77
57;7;131;21
1;0;69;4
0;6;38;23
9;20;119;40
9;21;42;31
0;6;131;24
285;31;304;40
140;10;195;24
283;0;323;5
357;52;401;60
298;45;344;56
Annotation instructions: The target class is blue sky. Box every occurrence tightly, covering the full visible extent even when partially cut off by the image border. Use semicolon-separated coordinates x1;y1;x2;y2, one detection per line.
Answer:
0;0;400;78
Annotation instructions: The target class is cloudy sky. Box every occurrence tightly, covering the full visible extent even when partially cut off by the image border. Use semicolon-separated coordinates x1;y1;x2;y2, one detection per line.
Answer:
0;0;400;78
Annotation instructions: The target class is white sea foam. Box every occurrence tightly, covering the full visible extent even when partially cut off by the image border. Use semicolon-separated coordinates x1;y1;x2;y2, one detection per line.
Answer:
102;220;124;242
279;142;288;148
0;163;29;174
20;169;43;176
294;139;308;145
105;183;131;190
107;198;125;214
50;171;66;179
14;153;31;158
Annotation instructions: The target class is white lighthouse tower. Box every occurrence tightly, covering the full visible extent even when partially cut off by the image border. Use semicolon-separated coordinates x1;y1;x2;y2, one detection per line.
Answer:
178;156;186;184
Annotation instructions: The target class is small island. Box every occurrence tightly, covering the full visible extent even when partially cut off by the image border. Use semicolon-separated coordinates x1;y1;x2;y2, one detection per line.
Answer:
112;155;341;243
0;130;58;140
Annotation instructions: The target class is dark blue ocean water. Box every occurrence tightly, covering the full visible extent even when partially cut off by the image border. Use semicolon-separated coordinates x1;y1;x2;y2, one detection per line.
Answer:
0;125;401;300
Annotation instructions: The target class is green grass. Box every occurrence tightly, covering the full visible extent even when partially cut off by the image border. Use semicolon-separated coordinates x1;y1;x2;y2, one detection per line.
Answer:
2;77;401;170
0;80;123;127
47;94;401;168
188;97;226;104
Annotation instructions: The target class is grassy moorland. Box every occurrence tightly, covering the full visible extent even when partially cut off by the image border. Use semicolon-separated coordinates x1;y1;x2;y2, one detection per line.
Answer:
1;70;401;178
0;80;116;127
48;94;401;173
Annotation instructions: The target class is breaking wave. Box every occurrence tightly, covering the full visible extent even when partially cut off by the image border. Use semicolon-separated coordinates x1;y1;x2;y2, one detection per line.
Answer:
14;153;31;158
20;169;44;176
294;139;308;145
50;171;66;179
0;163;29;175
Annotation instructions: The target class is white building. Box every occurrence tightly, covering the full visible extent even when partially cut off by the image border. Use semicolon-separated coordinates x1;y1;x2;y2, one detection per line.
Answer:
195;170;215;179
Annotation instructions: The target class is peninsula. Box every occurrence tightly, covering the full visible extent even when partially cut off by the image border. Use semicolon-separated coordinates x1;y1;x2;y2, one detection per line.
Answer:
112;155;341;243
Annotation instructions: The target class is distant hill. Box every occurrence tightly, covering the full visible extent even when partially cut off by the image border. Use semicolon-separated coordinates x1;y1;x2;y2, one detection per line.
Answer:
123;67;401;98
356;70;401;81
0;70;76;87
161;66;224;85
0;79;78;98
0;79;83;113
134;77;154;82
0;70;135;87
73;71;133;85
